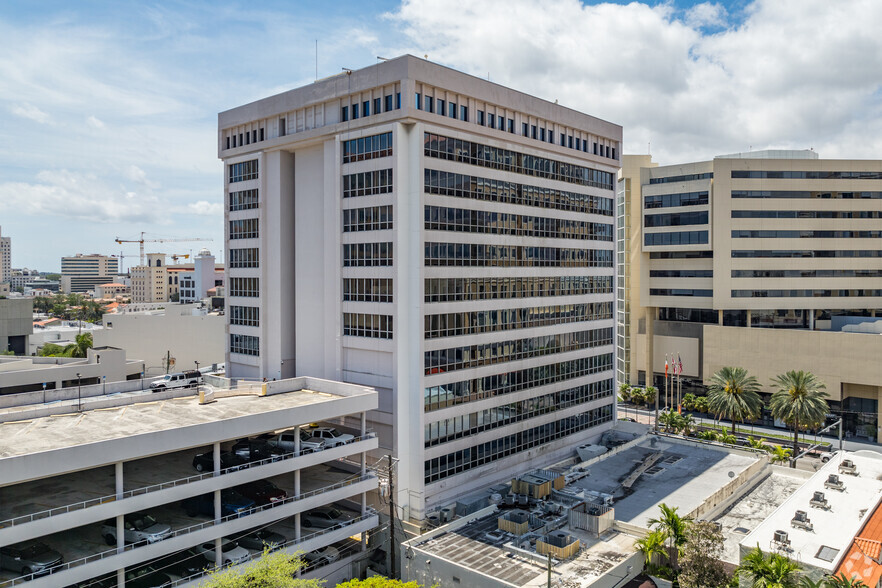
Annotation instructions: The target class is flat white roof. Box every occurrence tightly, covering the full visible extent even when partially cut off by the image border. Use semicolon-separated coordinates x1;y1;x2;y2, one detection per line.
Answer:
740;451;882;571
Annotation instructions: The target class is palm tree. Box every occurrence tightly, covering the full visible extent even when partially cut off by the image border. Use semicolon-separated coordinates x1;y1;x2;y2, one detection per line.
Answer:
824;573;868;587
769;371;829;467
698;430;718;441
799;578;825;588
63;333;93;358
767;445;793;464
747;436;767;450
718;431;738;445
738;546;801;588
707;367;763;434
634;529;668;568
648;503;692;571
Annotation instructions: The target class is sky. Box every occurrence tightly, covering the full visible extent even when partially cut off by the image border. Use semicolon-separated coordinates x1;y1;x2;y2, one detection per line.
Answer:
2;0;881;271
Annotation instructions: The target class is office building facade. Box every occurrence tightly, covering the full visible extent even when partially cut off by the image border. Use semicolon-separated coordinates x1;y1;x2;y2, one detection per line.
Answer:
0;226;10;285
619;151;882;440
219;55;621;518
60;254;119;294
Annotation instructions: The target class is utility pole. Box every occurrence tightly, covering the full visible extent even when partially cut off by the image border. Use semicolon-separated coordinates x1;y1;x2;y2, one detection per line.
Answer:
547;552;552;587
386;454;398;578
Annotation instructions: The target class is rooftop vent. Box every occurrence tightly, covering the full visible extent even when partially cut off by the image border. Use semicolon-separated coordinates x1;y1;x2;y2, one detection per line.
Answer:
816;545;840;563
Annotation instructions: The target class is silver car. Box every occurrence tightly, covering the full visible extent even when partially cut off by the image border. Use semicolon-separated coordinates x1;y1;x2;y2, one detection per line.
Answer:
102;512;171;545
0;541;63;577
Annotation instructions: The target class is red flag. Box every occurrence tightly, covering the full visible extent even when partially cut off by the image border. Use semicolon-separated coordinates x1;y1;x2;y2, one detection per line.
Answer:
665;356;669;377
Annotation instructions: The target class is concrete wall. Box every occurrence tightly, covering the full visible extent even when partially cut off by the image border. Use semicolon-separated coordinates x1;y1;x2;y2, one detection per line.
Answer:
94;305;224;374
0;297;32;354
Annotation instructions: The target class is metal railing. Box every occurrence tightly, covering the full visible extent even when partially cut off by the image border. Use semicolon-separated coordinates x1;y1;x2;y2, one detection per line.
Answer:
169;509;379;586
0;433;377;530
0;475;377;587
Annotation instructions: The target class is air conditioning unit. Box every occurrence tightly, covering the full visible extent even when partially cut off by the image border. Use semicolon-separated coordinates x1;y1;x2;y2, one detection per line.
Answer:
774;530;789;544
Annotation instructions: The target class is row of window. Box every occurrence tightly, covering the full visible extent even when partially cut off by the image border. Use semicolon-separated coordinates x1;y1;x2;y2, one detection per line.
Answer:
425;169;613;216
425;205;613;241
229;189;259;211
415;93;469;121
732;230;882;239
644;191;709;209
229;248;259;268
732;210;882;219
732;250;882;258
649;270;713;278
649;251;713;259
230;333;259;356
424;302;612;339
644;231;708;246
425;379;614;447
226;128;264;150
343;206;393;232
645;211;709;227
520;121;616;158
230;218;259;240
732;269;882;278
342;313;393;338
424;327;613;373
343;243;393;266
658;307;718;323
340;93;401;122
343;169;393;198
650;288;712;297
229;277;259;297
424;353;613;411
342;132;392;164
424;134;615;190
230;305;260;327
649;172;713;185
343;278;393;302
424;243;613;267
229;160;258;183
732;171;882;180
424;276;613;303
732;289;882;298
424;405;613;484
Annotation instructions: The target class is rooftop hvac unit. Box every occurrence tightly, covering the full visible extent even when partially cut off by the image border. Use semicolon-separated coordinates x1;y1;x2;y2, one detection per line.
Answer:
773;530;790;544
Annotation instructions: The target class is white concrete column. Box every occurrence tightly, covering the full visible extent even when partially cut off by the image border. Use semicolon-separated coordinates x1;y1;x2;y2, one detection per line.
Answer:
718;309;723;325
116;515;124;553
215;536;223;569
294;469;300;497
117;567;125;587
214;490;221;524
295;513;301;542
115;461;124;499
747;309;752;327
294;426;301;456
213;441;221;476
361;411;367;437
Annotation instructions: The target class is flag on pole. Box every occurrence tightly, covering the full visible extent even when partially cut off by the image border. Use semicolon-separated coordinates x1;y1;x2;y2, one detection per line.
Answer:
678;354;683;376
665;355;669;378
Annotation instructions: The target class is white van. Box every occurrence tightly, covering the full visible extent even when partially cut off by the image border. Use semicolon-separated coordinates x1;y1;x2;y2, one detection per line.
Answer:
149;370;201;391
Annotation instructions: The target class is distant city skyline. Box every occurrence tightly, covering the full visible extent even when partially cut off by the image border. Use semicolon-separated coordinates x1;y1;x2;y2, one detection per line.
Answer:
2;0;880;270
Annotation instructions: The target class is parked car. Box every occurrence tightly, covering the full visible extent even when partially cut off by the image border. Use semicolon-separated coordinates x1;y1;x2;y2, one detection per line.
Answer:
145;548;209;580
302;546;340;571
0;541;63;577
819;450;839;463
124;564;173;588
235;528;287;551
234;479;288;506
302;506;357;529
306;427;354;448
192;450;248;472
149;370;201;391
266;430;326;454
182;490;255;518
231;439;275;462
195;539;250;566
101;512;171;545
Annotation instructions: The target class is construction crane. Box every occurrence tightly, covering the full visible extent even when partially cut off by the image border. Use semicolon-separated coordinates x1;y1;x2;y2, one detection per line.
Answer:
169;254;190;264
114;233;212;266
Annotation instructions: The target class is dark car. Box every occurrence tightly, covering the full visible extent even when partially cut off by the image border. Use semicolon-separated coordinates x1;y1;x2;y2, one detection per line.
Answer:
235;528;288;551
301;505;358;529
231;439;274;462
0;541;63;577
144;548;210;581
182;490;256;518
124;564;172;588
191;450;248;473
234;479;288;506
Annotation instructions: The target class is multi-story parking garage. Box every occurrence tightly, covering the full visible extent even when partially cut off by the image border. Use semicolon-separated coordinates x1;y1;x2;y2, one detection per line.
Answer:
0;377;379;587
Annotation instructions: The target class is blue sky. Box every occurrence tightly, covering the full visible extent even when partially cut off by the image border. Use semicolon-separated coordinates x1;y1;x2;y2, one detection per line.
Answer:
2;0;881;271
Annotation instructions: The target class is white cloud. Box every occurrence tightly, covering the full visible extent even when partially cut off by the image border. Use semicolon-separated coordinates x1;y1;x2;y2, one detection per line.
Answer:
86;115;105;129
390;0;882;164
10;103;50;124
124;165;160;189
184;200;223;216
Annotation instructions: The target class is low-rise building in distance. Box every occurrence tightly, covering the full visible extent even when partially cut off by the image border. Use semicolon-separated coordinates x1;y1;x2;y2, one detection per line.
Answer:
61;254;120;294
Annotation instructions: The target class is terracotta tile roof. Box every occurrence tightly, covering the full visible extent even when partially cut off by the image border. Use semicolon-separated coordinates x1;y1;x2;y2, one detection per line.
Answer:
836;501;882;585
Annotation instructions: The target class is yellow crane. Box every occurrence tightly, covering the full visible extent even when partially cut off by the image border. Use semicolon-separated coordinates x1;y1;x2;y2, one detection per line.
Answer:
169;254;190;264
114;233;211;267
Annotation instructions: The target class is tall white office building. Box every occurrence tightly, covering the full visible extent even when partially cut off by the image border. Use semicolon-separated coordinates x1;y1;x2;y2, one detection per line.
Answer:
0;226;10;284
219;55;622;518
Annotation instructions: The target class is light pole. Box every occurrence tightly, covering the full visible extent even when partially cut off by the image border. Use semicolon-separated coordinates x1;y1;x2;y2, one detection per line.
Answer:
76;372;82;412
42;382;46;404
102;375;106;395
140;365;145;391
194;361;200;390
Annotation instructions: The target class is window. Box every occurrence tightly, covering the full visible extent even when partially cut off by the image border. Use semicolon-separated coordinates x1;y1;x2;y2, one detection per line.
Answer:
343;169;393;197
548;131;554;144
449;102;456;118
732;190;882;200
229;189;258;211
374;97;381;115
649;288;713;297
522;122;529;137
732;250;882;258
363;100;370;116
540;128;546;142
425;205;612;241
732;170;882;180
438;99;445;116
230;333;259;356
279;118;286;136
649;172;713;185
424;169;614;216
575;138;581;151
477;110;484;125
507;118;514;133
424;276;613;303
342;132;393;163
232;135;236;148
226;137;230;150
644;211;709;227
343;278;393;302
425;302;612;338
650;251;713;259
732;289;882;298
593;142;598;155
415;93;421;110
423;134;615;190
425;96;433;113
341;106;349;122
239;133;243;146
229;277;259;297
229;160;258;183
732;229;882;239
343;205;393;231
343;242;393;266
644;191;709;209
230;306;259;326
487;113;495;128
650;269;712;278
352;103;359;119
229;218;259;239
385;95;393;112
259;128;264;141
424;242;613;268
229;248;259;268
643;231;708;246
343;313;393;338
531;125;537;139
252;130;257;143
396;92;401;109
732;269;882;278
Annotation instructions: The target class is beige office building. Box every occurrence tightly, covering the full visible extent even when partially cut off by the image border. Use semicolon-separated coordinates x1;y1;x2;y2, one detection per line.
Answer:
61;253;119;293
618;151;882;441
130;253;168;303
